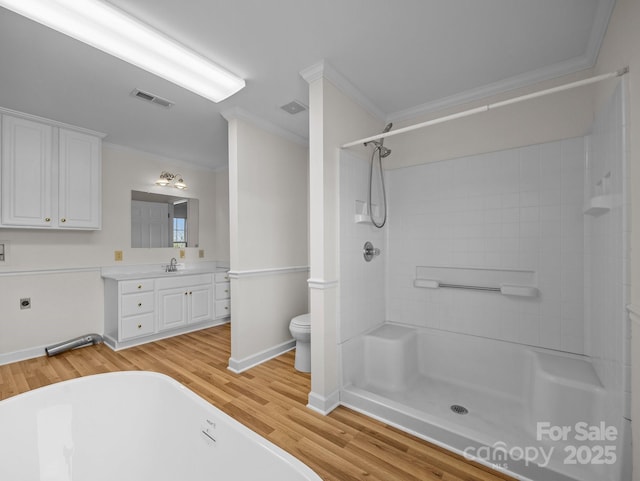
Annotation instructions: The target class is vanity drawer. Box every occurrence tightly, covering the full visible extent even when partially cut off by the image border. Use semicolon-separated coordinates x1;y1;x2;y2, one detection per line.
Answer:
215;271;230;283
121;313;155;340
121;279;154;294
121;292;154;316
215;282;230;300
215;299;230;318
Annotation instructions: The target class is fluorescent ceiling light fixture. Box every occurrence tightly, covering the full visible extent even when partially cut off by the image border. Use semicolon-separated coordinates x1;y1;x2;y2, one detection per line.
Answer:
0;0;245;102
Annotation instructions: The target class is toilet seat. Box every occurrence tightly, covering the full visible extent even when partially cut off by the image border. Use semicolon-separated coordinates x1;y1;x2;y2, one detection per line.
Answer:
290;314;310;330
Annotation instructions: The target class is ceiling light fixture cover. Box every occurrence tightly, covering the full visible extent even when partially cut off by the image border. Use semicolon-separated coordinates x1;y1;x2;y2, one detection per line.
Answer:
0;0;245;103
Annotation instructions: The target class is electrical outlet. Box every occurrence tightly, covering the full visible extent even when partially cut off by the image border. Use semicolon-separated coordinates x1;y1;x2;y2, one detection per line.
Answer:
114;250;123;261
20;297;31;310
179;249;185;259
199;249;204;258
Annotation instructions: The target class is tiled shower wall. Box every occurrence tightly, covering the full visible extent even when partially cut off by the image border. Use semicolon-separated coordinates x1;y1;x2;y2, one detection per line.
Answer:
339;150;386;344
386;137;586;354
585;80;630;416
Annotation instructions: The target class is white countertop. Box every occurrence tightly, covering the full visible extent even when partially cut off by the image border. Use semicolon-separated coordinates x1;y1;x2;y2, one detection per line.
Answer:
101;262;228;281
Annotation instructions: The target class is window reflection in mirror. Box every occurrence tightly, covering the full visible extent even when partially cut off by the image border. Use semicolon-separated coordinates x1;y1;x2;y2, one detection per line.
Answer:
131;191;199;248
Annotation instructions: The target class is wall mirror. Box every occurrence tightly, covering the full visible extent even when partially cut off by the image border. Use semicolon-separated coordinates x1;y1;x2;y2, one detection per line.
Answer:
131;190;199;248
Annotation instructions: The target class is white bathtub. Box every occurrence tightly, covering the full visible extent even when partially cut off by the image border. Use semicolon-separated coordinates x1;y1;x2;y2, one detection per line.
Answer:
0;371;322;481
341;323;628;481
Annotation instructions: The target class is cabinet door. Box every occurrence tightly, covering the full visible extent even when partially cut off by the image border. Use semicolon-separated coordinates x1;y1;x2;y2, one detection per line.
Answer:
58;129;101;229
189;284;213;324
158;287;188;331
1;115;53;227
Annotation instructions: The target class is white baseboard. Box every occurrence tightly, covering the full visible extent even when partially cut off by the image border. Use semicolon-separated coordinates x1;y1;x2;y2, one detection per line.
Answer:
0;345;47;366
228;339;296;373
307;389;340;415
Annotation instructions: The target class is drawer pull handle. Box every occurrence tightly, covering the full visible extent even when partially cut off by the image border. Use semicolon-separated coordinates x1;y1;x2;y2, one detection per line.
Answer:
60;218;66;223
44;217;51;222
137;285;142;289
185;292;188;295
225;289;229;293
189;291;193;295
225;306;229;310
137;324;142;329
224;276;229;280
137;303;142;307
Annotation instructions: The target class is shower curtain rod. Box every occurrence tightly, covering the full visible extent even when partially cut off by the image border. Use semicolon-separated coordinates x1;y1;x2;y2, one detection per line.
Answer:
342;67;629;149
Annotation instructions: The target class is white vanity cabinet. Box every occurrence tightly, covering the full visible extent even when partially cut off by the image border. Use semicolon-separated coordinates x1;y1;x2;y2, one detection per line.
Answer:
104;271;226;350
214;271;231;319
157;274;213;331
0;112;102;229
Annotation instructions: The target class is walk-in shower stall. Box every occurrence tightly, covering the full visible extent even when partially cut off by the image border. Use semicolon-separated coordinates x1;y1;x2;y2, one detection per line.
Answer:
338;80;631;481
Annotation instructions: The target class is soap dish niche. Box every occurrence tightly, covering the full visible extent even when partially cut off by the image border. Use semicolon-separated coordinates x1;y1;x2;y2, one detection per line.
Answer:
354;201;378;224
584;172;612;216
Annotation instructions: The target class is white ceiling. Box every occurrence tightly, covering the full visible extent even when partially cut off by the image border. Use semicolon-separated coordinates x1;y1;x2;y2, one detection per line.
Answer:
0;0;615;170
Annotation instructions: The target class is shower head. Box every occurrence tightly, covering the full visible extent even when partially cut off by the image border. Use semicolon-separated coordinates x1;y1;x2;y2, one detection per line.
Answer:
379;146;392;158
364;123;394;150
379;123;393;147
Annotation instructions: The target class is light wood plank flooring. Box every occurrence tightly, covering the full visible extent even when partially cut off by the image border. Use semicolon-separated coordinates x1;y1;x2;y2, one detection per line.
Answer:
0;324;515;481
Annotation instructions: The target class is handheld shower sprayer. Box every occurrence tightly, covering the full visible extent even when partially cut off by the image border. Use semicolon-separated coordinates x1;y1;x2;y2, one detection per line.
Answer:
364;122;393;157
364;123;393;228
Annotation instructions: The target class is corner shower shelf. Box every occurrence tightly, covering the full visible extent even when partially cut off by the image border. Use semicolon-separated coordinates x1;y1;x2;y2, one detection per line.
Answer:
413;266;539;298
583;195;612;216
354;214;372;224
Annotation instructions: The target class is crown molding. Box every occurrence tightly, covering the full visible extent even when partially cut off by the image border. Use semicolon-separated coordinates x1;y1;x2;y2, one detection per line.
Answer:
586;0;617;65
220;107;308;147
0;106;106;138
300;59;385;122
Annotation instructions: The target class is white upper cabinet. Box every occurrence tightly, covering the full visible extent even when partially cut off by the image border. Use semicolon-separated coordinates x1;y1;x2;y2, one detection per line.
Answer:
58;128;101;229
0;111;103;230
1;116;53;227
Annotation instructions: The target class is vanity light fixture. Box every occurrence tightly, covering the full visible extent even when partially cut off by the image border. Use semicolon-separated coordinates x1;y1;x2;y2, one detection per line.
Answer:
156;171;187;190
0;0;245;102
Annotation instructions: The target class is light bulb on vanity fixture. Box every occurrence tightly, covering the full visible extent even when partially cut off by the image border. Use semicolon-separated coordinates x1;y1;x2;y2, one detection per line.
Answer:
155;171;187;190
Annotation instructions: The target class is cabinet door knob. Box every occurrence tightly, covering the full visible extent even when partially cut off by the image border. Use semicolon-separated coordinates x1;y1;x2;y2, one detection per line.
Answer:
137;324;142;329
137;285;142;289
225;289;229;293
44;217;51;222
189;291;192;295
60;218;66;223
185;292;188;295
225;306;229;310
137;302;142;307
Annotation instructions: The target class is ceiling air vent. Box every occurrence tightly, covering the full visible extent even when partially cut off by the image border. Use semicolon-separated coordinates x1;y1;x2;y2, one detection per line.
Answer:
280;100;307;115
131;88;175;108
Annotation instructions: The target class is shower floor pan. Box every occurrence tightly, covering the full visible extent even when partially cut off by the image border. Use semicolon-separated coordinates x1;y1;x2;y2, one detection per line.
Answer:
341;323;620;481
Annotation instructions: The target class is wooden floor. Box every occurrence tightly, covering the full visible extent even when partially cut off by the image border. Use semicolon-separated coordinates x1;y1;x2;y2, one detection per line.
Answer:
0;324;515;481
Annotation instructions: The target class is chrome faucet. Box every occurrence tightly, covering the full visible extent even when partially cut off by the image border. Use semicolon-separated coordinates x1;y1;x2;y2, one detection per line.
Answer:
166;257;178;272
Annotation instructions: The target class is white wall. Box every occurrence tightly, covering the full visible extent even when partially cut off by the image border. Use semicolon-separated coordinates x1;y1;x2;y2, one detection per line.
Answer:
226;115;308;370
386;137;585;353
0;143;228;362
385;70;596;170
339;150;386;343
585;80;631;479
305;67;383;413
589;0;640;477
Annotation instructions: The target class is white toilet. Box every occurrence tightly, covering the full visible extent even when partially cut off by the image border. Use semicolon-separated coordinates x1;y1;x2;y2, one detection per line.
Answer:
289;313;311;372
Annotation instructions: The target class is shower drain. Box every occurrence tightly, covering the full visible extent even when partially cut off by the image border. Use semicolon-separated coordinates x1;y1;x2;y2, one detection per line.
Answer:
450;404;468;415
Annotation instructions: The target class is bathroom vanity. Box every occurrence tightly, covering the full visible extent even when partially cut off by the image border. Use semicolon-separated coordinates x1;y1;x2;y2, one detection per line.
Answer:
102;265;230;350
